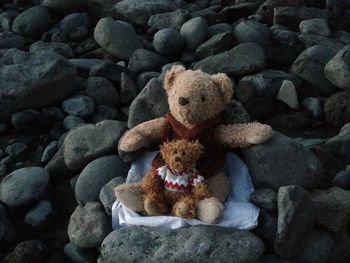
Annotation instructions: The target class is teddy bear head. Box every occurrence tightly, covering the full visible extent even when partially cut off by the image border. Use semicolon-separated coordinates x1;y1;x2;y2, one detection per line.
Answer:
164;65;233;127
160;139;204;172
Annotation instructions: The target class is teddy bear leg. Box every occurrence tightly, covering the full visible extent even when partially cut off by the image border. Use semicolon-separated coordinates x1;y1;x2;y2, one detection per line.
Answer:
173;197;196;219
196;197;224;224
144;196;168;216
206;172;230;203
114;183;144;212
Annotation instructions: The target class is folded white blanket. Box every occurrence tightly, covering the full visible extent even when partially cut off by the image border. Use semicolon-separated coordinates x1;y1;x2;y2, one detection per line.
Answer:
112;151;259;230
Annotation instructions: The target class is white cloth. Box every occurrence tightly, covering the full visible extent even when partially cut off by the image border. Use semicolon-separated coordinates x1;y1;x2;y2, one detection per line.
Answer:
112;151;259;230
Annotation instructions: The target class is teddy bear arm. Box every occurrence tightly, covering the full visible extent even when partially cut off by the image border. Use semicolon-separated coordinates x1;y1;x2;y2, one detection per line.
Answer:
215;122;273;148
141;170;167;204
119;117;167;152
192;182;212;202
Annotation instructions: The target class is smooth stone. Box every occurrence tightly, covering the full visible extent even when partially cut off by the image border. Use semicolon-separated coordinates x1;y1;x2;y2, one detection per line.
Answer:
299;18;331;36
60;13;89;41
137;71;161;89
0;163;7;176
89;61;127;84
3;240;48;263
153;28;184;55
24;200;53;227
5;142;27;157
276;80;300;110
41;141;58;163
11;109;52;134
91;105;121;123
42;0;86;14
86;77;120;106
99;176;125;215
254;210;277;245
234;19;272;46
180;17;208;50
207;23;234;37
250;188;277;211
64;243;95;263
63;116;85;130
120;72;138;104
0;167;50;207
62;96;96;118
324;123;350;162
0;32;25;49
148;9;190;30
332;170;350;189
0;203;16;243
30;41;74;59
324;91;350;127
301;97;323;119
127;48;168;74
68;202;112;248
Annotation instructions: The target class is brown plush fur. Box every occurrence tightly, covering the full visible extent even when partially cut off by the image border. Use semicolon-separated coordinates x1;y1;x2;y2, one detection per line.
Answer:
141;140;212;219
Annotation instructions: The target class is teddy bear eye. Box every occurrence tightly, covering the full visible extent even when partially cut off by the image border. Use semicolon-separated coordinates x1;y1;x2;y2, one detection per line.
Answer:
174;150;177;154
201;95;206;102
181;151;185;156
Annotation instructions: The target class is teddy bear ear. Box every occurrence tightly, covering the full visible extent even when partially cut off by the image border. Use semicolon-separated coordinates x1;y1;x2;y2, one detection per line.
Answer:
164;64;186;91
211;73;234;104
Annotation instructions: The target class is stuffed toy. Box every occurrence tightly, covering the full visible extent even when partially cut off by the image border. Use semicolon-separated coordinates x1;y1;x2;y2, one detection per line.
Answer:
115;65;273;224
141;139;219;222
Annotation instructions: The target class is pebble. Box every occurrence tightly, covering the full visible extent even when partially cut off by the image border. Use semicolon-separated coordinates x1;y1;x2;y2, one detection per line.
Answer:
86;76;120;106
276;80;300;110
41;141;58;163
3;239;48;263
207;23;233;37
92;105;121;123
0;203;16;243
120;72;138;104
99;176;125;215
148;9;190;30
0;32;25;49
63;243;95;263
332;170;350;189
5;142;27;157
153;28;184;55
324;91;350;127
30;41;74;59
0;163;7;176
299;18;331;36
63;115;85;130
250;188;278;211
128;48;168;73
11;109;53;134
42;0;86;14
62;95;96;118
234;19;272;47
60;12;89;41
24;200;53;227
180;17;208;50
301;97;323;119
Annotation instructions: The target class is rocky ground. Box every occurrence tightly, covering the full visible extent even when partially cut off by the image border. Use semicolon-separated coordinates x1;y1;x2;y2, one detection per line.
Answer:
0;0;350;262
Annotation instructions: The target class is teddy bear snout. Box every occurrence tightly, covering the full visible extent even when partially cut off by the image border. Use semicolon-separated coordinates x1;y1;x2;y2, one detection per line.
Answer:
178;97;189;106
175;156;181;162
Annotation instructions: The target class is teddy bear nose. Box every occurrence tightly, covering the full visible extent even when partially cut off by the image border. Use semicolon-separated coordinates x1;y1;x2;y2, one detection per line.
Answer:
178;97;189;106
175;156;181;162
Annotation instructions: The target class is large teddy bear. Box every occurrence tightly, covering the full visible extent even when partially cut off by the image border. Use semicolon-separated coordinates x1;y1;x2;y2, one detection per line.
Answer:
116;65;273;224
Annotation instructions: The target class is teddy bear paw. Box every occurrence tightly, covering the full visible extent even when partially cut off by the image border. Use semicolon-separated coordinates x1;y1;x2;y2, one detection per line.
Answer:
196;197;223;224
246;123;273;145
144;197;167;216
173;202;196;219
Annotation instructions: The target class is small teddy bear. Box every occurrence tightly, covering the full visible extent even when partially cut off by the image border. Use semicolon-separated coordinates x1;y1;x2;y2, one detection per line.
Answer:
141;139;221;222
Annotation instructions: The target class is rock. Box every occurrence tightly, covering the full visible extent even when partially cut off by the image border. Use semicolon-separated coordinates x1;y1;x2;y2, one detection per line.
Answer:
207;23;233;37
254;210;278;245
89;61;126;84
327;231;350;263
62;96;96;118
100;226;265;262
324;91;350;127
311;187;350;233
299;18;331;36
11;109;52;134
63;243;95;263
324;123;350;162
12;6;51;39
94;17;142;60
276;80;300;110
99;176;125;215
86;77;120;106
301;97;323;119
92;105;121;123
274;186;315;259
0;163;7;177
194;43;266;76
250;188;277;211
240;70;302;97
138;71;161;88
332;170;350;189
30;41;74;59
0;203;16;243
24;200;53;227
234;20;272;47
60;13;89;41
261;254;297;263
42;0;86;14
220;3;258;23
0;32;25;49
180;17;208;50
120;72;138;104
196;31;237;59
0;167;50;207
242;132;324;190
5;142;27;157
75;155;129;204
63;120;127;170
128;78;168;128
291;45;337;96
274;7;330;31
128;48;168;73
324;45;350;91
0;49;76;121
41;141;58;163
148;9;190;30
68;202;111;248
63;116;85;130
113;0;177;29
153;28;184;55
222;100;250;124
3;240;48;263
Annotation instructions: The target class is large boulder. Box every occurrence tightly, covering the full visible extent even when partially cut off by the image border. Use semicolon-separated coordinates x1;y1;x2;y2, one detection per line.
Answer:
242;132;324;190
0;49;76;121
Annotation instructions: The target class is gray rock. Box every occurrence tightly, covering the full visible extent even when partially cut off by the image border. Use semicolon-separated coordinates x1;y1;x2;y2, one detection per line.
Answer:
128;48;168;74
0;163;7;176
128;78;168;128
196;31;237;59
94;17;142;60
332;170;350;189
41;141;58;163
113;0;177;29
120;72;138;104
291;45;337;96
324;124;350;163
242;132;324;190
276;80;300;110
0;123;7;133
194;43;266;76
0;167;50;207
24;200;53;227
153;28;184;55
99;176;125;215
89;61;126;84
60;13;89;41
311;187;350;233
30;41;74;59
299;18;331;36
100;226;265;262
0;49;76;121
274;7;330;31
68;202;112;248
222;100;250;124
137;71;161;89
12;6;51;39
148;9;190;30
3;240;48;263
301;97;323;119
207;23;233;37
324;91;350;127
42;0;86;14
0;203;16;243
261;254;298;263
298;34;344;51
0;32;25;49
63;120;127;170
275;186;315;259
70;59;105;72
63;116;85;130
250;188;277;211
75;155;129;204
92;105;121;123
327;231;350;263
5;142;27;157
64;242;95;263
234;20;272;47
86;77;120;106
11;109;52;134
254;210;277;245
180;17;208;50
62;96;96;118
324;45;350;91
